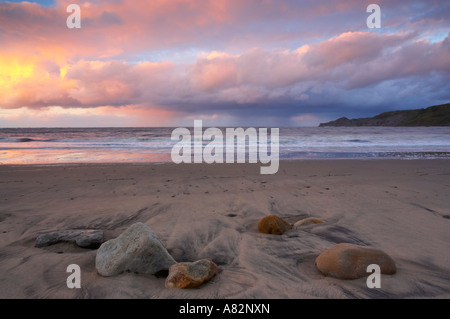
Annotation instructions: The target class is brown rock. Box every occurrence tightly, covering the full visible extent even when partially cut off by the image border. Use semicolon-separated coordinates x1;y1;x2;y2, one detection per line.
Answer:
165;259;218;289
257;214;292;235
315;243;397;279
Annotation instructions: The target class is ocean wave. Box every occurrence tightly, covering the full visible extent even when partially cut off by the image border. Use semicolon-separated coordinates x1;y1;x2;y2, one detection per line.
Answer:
0;126;449;164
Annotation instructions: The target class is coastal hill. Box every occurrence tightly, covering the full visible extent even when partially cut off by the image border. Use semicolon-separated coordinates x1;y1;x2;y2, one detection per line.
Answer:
319;103;450;127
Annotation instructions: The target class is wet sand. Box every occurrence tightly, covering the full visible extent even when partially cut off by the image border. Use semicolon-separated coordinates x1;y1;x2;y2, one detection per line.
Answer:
0;160;449;299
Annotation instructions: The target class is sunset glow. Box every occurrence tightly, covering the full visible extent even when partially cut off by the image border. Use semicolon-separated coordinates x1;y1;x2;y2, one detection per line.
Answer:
0;56;35;89
0;0;449;127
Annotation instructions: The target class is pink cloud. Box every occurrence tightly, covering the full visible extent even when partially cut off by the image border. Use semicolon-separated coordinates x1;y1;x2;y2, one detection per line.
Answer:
344;34;450;89
192;55;238;91
0;0;408;59
1;30;448;111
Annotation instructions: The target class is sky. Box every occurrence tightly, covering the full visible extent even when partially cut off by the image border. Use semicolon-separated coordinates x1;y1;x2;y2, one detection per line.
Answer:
0;0;449;127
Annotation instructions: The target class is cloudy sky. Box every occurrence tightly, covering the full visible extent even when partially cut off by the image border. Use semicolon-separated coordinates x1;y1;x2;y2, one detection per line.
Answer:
0;0;449;127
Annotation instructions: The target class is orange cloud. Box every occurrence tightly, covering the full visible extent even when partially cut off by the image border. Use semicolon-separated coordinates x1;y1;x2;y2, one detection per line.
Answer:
0;53;77;109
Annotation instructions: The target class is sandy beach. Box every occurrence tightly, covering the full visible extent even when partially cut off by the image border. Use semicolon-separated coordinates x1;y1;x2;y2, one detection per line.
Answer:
0;159;449;299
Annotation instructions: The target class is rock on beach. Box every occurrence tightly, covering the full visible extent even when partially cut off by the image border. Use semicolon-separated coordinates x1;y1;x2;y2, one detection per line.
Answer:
95;222;176;277
35;229;103;249
315;243;397;279
258;214;292;235
165;259;218;289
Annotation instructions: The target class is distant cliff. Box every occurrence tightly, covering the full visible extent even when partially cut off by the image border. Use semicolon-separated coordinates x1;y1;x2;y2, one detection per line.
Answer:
319;103;450;127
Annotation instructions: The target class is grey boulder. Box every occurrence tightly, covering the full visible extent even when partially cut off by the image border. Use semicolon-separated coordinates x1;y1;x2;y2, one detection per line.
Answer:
35;229;103;249
95;222;176;277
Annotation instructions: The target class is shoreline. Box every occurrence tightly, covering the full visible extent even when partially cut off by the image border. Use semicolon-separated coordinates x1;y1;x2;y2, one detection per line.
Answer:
1;159;449;298
1;156;449;167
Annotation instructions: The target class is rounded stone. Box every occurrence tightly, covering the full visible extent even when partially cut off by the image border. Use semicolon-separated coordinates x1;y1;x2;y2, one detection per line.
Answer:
95;222;176;277
165;259;218;289
257;214;292;235
315;243;396;279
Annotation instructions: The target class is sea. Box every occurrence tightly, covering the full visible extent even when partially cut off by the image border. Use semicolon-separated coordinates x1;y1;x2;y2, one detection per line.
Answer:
0;127;449;165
